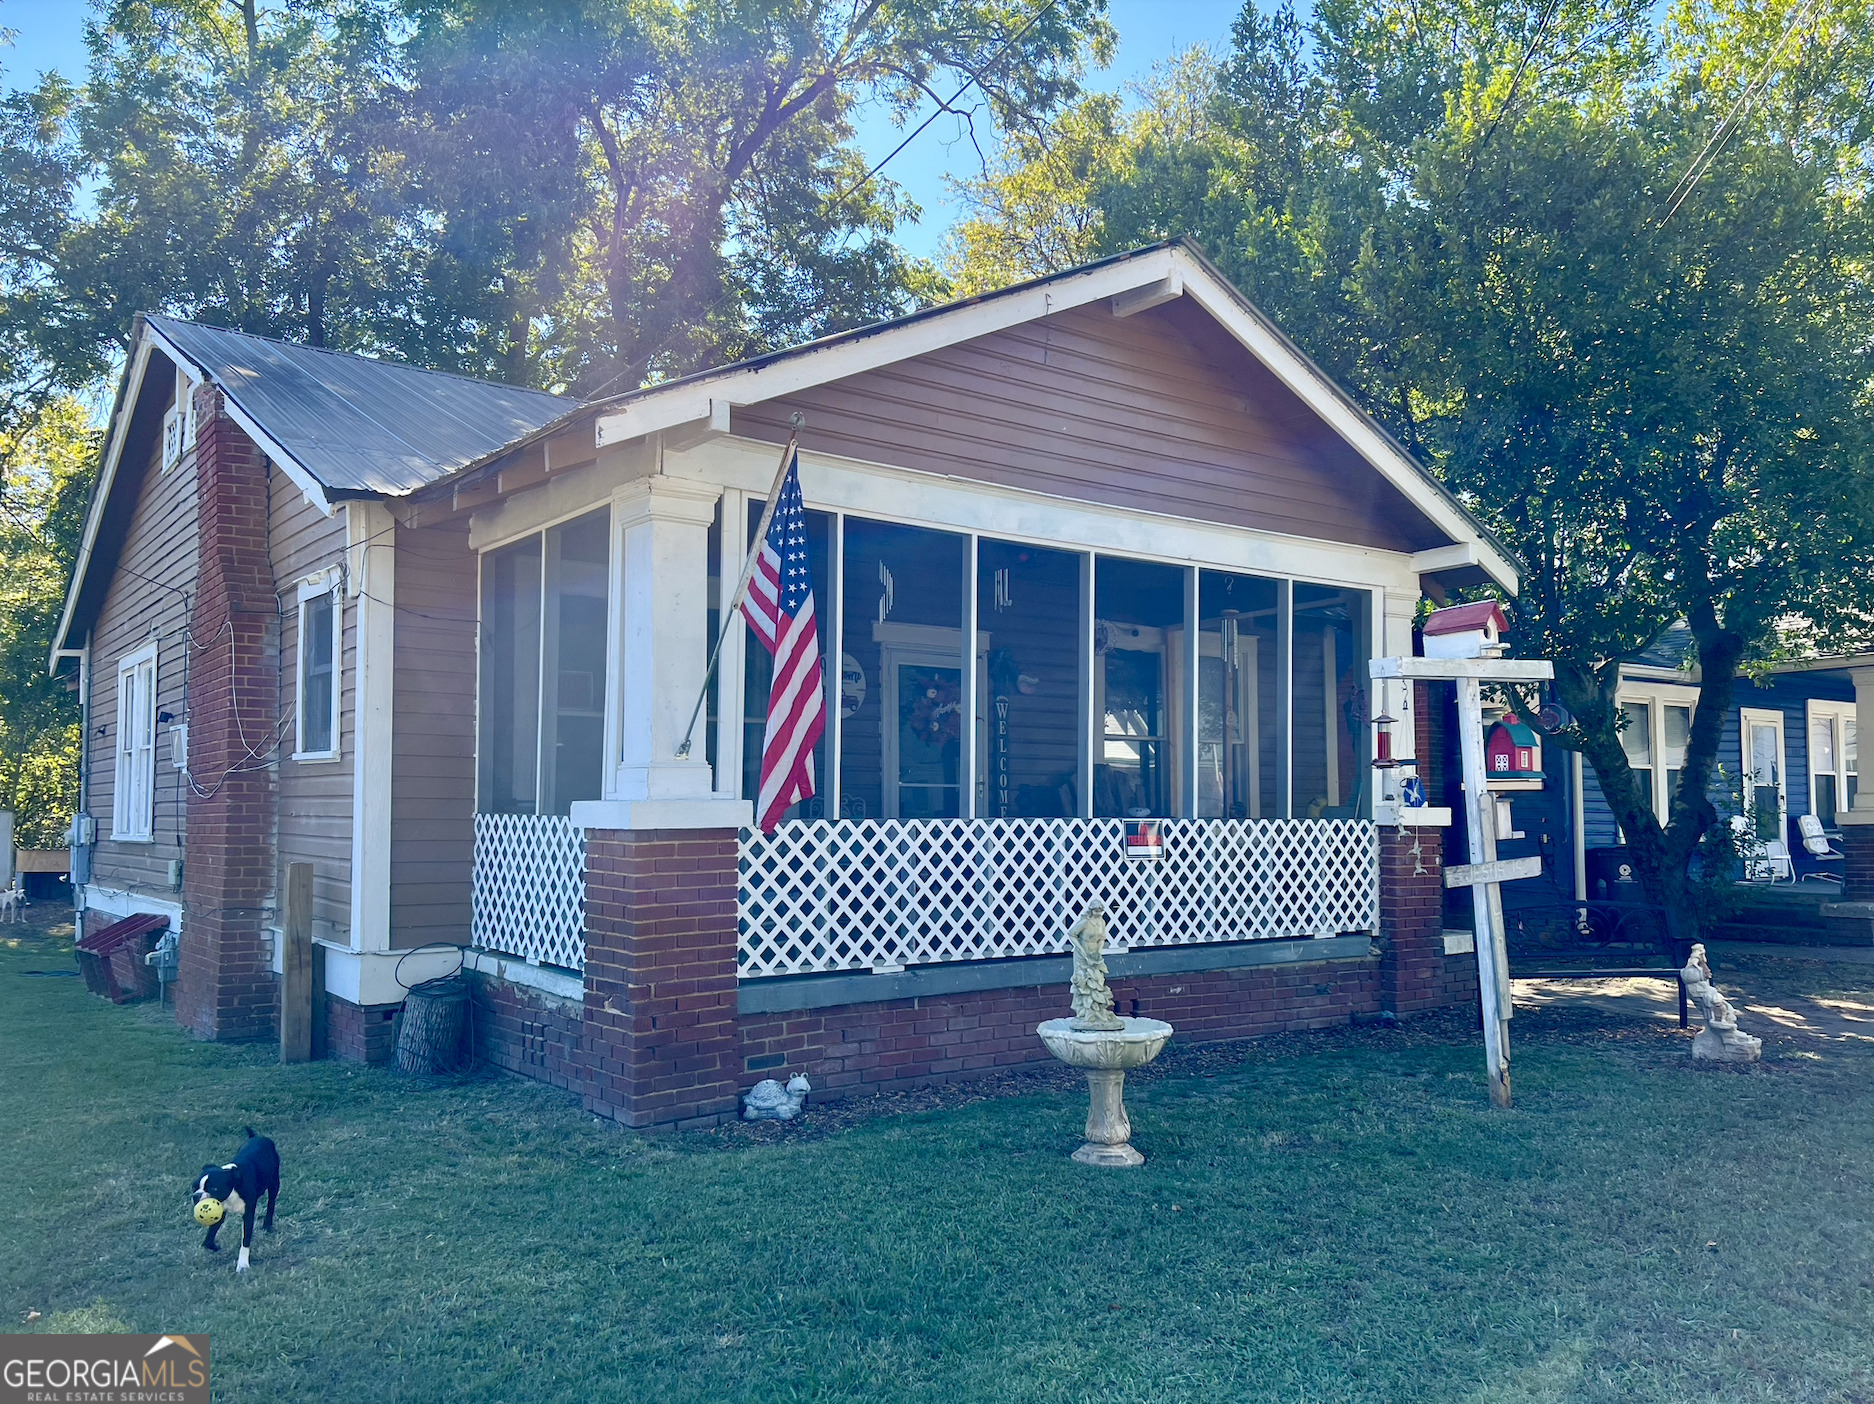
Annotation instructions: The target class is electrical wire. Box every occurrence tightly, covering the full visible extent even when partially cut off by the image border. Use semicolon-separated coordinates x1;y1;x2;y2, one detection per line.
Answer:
1656;0;1823;230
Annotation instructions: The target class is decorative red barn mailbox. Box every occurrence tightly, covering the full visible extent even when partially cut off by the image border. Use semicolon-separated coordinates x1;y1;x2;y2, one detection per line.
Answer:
1486;716;1541;779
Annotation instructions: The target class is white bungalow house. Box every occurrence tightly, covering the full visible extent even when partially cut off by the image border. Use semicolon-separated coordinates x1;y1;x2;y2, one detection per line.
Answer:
54;241;1513;1122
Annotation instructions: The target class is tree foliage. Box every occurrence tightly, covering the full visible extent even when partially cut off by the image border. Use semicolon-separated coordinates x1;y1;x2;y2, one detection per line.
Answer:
955;0;1874;927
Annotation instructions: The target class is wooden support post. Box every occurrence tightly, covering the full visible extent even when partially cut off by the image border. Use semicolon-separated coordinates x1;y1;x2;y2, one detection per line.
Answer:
1454;678;1513;1107
281;862;314;1064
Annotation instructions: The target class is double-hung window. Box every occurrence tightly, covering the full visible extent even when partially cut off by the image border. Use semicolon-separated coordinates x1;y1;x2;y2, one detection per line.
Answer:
295;575;341;760
1808;700;1857;827
112;643;158;841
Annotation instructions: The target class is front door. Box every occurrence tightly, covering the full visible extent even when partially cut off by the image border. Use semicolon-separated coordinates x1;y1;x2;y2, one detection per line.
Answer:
1741;708;1787;844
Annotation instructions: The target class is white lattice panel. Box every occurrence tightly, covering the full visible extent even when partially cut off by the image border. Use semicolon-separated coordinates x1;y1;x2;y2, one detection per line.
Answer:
473;814;586;972
738;818;1379;978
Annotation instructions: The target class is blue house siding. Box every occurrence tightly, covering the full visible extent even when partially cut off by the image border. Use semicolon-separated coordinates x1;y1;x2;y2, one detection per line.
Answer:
1577;670;1855;846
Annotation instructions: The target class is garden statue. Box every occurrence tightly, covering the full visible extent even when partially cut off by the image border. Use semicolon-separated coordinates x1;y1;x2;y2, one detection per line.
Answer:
1037;900;1172;1167
1066;901;1125;1031
742;1073;812;1120
1680;944;1761;1063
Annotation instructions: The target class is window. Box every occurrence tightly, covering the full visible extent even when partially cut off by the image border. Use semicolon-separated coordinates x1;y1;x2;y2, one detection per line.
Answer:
1615;686;1700;824
1198;571;1279;819
477;509;611;816
294;577;341;759
1809;700;1857;827
112;643;157;841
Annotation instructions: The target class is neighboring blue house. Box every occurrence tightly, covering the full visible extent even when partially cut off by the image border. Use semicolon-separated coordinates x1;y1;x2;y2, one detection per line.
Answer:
1573;628;1860;885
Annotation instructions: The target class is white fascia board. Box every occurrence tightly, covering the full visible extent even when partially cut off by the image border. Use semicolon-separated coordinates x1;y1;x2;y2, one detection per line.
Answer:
142;322;334;519
593;247;1184;449
51;335;159;666
1170;254;1520;596
664;434;1425;596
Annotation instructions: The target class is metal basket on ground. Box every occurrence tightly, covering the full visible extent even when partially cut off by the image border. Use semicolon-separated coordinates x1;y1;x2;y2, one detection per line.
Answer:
392;946;475;1076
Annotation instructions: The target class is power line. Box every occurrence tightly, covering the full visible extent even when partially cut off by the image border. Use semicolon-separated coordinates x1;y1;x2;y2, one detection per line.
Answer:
1656;0;1822;230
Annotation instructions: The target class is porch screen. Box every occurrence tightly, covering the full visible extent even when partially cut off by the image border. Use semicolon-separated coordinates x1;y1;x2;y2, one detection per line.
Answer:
840;519;966;820
977;540;1083;818
1094;557;1187;819
1198;570;1279;819
1291;585;1369;820
477;509;610;816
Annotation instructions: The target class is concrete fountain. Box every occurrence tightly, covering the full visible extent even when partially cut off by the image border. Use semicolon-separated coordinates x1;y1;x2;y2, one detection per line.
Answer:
1037;901;1172;1167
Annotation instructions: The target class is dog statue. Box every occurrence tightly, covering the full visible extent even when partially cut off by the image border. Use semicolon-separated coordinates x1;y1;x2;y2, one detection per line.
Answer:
191;1128;281;1272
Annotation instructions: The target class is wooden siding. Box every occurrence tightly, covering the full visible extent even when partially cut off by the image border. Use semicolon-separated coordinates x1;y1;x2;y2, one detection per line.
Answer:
390;519;478;948
735;299;1451;554
271;479;353;939
86;378;198;900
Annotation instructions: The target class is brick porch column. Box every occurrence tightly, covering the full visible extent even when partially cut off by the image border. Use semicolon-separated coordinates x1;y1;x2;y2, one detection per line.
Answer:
581;828;741;1128
1379;819;1448;1014
176;384;279;1042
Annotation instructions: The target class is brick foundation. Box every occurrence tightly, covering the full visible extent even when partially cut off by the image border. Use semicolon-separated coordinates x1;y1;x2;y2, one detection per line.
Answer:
1843;825;1874;902
324;993;402;1065
175;386;279;1043
581;828;742;1129
737;958;1381;1099
472;973;584;1094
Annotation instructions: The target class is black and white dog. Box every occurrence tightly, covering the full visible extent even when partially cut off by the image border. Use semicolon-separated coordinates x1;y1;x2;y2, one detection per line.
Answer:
191;1128;280;1273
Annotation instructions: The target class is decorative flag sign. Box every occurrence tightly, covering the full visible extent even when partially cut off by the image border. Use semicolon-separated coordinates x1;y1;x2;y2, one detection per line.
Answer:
1123;819;1164;860
741;447;827;833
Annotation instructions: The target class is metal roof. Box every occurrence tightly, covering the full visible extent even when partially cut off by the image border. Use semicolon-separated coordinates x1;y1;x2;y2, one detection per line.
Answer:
146;316;575;496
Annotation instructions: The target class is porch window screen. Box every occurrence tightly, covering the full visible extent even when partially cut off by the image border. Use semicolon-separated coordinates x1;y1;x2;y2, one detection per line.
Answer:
976;540;1083;818
1291;585;1370;820
1093;557;1187;819
711;507;1375;823
112;647;157;841
839;518;965;820
477;510;610;816
1198;570;1279;819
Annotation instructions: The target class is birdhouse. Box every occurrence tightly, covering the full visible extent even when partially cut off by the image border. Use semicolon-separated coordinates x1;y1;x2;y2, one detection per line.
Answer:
1486;715;1542;779
1422;600;1509;660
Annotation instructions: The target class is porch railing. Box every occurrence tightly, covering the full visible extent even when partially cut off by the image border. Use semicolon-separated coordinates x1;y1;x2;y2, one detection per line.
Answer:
472;814;587;972
737;817;1379;979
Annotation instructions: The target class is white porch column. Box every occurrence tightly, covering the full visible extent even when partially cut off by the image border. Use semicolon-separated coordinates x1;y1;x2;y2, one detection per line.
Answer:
573;474;752;831
347;502;395;952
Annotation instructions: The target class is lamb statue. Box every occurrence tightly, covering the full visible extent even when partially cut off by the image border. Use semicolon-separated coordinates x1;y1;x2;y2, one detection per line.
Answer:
1680;944;1761;1063
742;1073;812;1120
1067;902;1125;1031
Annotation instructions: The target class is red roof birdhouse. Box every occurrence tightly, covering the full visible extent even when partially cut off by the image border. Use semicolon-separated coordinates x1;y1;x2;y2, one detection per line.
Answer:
1486;716;1542;778
1422;600;1508;660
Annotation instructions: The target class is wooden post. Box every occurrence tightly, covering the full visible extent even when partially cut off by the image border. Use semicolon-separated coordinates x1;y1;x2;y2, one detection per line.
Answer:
281;862;314;1064
1454;678;1513;1108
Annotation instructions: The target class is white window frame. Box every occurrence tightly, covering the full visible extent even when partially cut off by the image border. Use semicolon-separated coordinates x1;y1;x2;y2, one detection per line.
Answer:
111;642;158;842
1615;682;1699;825
1740;706;1789;842
1806;698;1856;827
293;572;342;762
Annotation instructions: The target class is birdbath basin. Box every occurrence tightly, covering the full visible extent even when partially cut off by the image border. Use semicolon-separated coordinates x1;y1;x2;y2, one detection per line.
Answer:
1037;1017;1173;1167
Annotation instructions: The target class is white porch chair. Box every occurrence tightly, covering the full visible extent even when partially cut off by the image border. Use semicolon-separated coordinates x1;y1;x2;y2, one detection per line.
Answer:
1795;813;1846;884
1732;814;1793;884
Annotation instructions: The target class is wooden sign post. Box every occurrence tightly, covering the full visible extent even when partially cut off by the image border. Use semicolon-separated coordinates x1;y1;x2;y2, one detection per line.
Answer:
281;862;314;1064
1370;648;1553;1109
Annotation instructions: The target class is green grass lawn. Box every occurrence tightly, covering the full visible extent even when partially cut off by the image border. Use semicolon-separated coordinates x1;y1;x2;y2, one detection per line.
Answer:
5;923;1874;1404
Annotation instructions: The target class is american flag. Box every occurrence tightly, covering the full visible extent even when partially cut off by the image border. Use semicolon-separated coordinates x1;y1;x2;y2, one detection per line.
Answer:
741;448;826;832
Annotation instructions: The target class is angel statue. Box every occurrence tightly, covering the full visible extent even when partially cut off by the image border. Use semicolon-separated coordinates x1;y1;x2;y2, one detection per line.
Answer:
1067;902;1125;1031
1680;943;1761;1063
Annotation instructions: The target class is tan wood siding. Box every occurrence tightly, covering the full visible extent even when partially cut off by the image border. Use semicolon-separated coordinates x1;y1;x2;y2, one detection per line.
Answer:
271;480;353;939
86;388;198;900
736;300;1450;554
390;520;477;948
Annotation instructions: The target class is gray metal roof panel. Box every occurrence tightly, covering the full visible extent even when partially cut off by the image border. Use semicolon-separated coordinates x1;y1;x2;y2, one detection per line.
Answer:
146;316;575;495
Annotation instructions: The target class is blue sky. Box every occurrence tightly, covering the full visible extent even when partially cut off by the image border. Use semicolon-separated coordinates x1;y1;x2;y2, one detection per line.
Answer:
0;0;1249;262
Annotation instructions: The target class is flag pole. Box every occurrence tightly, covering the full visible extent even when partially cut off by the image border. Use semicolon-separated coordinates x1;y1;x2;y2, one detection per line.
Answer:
674;418;802;760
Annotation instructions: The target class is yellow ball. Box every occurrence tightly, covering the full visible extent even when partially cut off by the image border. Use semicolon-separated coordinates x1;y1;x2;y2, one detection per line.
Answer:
194;1197;225;1228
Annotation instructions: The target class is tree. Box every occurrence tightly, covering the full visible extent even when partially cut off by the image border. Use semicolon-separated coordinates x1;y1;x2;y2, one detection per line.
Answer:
955;0;1874;935
0;398;94;848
